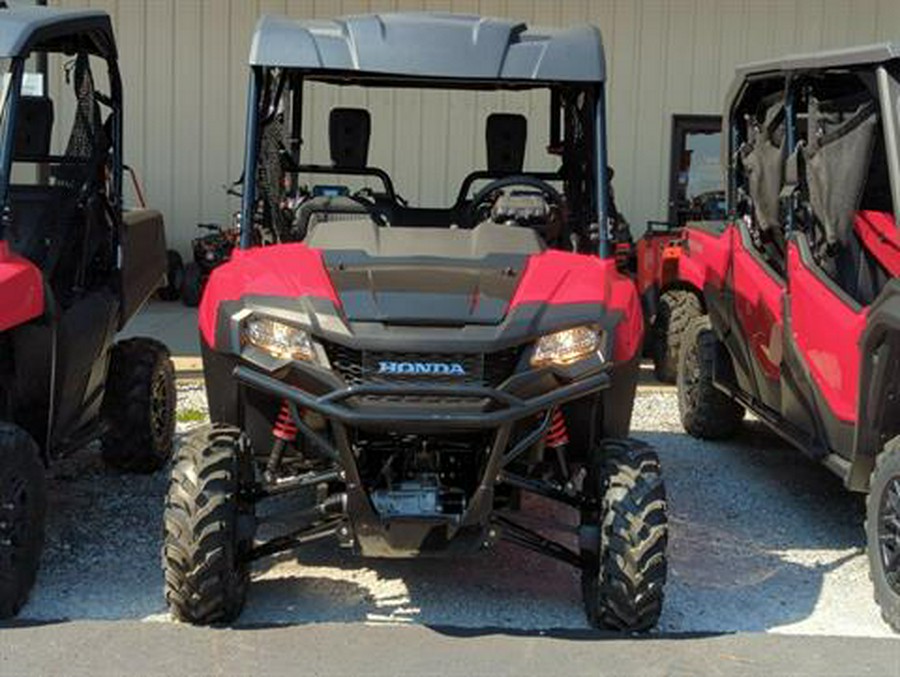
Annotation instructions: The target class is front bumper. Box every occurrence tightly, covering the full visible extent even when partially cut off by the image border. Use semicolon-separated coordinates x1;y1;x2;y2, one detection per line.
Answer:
234;363;611;557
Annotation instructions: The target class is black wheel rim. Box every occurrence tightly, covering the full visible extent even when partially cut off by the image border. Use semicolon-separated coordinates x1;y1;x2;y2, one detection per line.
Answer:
878;475;900;594
680;344;701;407
150;368;171;447
0;471;30;557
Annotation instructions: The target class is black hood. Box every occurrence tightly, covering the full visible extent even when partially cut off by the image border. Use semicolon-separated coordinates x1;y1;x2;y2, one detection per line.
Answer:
307;221;542;326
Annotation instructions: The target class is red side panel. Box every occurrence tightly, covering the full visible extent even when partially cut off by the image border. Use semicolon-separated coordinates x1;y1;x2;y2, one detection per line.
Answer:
731;231;784;381
787;244;866;423
0;241;44;332
855;210;900;276
636;235;663;295
199;243;340;348
678;224;733;293
509;250;643;362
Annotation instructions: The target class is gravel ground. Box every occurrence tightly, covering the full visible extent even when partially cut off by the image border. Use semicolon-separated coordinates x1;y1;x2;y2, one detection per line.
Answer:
19;380;897;637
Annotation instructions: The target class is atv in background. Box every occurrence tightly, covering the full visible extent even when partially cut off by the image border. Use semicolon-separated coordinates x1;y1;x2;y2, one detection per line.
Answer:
163;12;668;631
180;221;238;307
639;115;724;382
675;45;900;631
0;7;176;617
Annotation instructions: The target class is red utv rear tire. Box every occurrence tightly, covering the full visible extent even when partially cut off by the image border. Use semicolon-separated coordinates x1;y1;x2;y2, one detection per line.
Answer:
677;316;744;440
580;439;667;632
866;436;900;633
652;289;702;383
163;424;254;625
0;424;46;619
101;338;176;473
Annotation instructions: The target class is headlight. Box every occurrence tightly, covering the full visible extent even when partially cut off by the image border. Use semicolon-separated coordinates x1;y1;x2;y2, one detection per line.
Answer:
241;317;315;362
531;325;603;367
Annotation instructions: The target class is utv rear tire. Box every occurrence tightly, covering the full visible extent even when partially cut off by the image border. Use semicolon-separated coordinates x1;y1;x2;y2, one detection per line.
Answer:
866;436;900;633
163;425;253;624
652;289;702;383
158;250;184;301
101;338;176;473
677;316;744;440
581;439;667;632
181;262;203;308
0;424;46;619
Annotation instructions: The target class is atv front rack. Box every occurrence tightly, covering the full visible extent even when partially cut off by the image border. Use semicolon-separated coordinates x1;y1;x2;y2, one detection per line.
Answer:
233;364;611;565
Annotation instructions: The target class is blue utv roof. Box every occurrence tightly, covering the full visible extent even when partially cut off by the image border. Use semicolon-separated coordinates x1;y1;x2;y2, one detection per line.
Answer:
0;5;114;59
249;13;606;84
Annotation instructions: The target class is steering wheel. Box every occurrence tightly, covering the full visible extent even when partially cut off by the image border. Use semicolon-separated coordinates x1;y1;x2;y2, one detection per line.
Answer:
465;175;563;229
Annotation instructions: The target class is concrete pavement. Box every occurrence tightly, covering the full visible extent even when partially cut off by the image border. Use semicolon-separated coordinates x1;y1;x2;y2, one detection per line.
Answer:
1;621;898;677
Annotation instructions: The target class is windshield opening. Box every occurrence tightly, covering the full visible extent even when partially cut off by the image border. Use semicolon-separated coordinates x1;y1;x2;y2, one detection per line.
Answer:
244;70;607;255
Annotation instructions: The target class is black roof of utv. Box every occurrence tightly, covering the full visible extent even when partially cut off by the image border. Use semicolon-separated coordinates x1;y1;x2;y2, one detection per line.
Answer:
249;12;605;84
0;5;115;59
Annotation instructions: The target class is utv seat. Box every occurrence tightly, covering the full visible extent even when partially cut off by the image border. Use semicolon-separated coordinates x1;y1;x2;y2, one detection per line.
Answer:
8;56;112;305
456;113;529;207
6;95;82;275
803;92;883;304
294;108;395;238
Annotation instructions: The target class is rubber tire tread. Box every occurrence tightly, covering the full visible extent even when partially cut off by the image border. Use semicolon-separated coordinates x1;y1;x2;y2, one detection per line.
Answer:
162;424;250;625
582;439;668;632
158;250;184;301
181;262;203;308
0;424;46;619
652;289;703;383
101;338;176;473
677;316;744;440
866;435;900;633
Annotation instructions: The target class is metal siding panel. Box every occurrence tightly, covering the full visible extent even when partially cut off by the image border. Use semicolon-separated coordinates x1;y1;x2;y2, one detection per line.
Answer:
690;0;719;113
201;1;232;222
115;0;146;202
142;0;175;228
632;1;668;232
171;1;202;253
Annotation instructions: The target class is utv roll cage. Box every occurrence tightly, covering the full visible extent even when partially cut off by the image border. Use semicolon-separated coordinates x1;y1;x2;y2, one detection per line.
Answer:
238;13;614;257
723;43;900;275
0;8;123;226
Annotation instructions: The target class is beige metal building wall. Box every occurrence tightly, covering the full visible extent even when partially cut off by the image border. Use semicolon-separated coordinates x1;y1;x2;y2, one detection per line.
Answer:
51;0;900;253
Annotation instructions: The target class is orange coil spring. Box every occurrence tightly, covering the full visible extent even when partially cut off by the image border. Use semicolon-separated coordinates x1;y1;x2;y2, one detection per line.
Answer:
272;400;299;441
546;409;569;448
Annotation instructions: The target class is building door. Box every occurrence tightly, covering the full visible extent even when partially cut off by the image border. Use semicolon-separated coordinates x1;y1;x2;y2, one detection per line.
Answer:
668;115;724;226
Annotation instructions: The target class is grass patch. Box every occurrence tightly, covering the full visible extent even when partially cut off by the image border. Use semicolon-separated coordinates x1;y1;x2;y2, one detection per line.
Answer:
176;408;207;423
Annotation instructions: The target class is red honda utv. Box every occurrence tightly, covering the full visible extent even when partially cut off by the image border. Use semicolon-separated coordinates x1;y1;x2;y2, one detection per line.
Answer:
675;45;900;630
0;7;176;617
163;13;668;631
639;115;725;382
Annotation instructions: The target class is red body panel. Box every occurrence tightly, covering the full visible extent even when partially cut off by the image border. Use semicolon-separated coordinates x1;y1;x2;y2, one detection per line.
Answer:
199;243;341;347
854;210;900;276
202;244;643;364
509;250;644;362
679;224;733;293
636;232;686;296
0;241;44;332
787;243;866;423
731;231;784;381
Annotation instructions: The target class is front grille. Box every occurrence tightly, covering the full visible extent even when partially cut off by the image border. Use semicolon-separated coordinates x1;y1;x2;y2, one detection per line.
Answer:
322;342;523;401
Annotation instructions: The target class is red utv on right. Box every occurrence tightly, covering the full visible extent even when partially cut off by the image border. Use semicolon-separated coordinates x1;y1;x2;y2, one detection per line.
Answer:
675;45;900;631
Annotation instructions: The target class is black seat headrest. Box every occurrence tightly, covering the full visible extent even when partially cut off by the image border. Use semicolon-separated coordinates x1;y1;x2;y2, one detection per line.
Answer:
329;108;371;169
486;113;527;173
14;96;54;160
